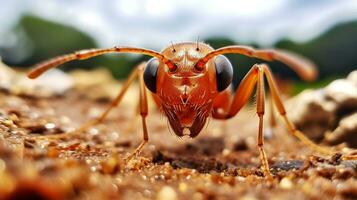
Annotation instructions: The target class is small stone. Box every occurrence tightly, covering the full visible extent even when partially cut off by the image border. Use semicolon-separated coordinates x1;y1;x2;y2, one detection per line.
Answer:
279;177;293;189
317;167;336;179
0;60;73;97
157;186;177;200
326;113;357;147
100;156;120;174
347;70;357;85
271;160;304;174
222;148;231;156
44;123;56;129
325;79;357;110
287;90;334;141
233;139;249;151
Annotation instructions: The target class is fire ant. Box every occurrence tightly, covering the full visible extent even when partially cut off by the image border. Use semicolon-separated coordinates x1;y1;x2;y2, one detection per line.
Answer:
28;42;355;179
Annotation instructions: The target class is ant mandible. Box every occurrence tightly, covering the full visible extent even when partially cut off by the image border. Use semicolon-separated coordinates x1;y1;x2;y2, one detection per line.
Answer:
28;42;353;179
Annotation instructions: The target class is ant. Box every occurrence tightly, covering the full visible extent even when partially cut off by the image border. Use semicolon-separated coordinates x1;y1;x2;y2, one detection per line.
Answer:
28;42;356;179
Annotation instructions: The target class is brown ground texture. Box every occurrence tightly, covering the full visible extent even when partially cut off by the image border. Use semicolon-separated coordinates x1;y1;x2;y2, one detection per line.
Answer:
0;68;357;200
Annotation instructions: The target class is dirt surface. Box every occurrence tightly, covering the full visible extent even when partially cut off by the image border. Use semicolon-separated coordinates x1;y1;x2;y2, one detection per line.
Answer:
1;68;357;200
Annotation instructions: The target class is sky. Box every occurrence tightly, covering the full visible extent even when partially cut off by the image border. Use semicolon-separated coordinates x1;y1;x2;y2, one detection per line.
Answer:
1;0;357;50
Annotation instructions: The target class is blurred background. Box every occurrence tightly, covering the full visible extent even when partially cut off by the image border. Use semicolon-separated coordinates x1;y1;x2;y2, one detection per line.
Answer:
0;0;357;93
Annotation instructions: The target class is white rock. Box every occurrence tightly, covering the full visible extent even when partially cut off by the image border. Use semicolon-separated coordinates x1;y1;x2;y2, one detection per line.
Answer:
347;70;357;85
326;113;357;146
18;69;73;95
0;60;73;97
156;186;177;200
325;79;357;107
287;71;357;146
287;90;335;141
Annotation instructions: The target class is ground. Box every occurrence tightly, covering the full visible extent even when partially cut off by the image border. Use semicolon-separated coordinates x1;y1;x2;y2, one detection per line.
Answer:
0;69;357;200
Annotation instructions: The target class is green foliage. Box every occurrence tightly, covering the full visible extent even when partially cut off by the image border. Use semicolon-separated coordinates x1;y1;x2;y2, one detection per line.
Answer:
6;15;143;78
103;55;146;79
276;21;357;79
292;76;341;94
17;15;99;70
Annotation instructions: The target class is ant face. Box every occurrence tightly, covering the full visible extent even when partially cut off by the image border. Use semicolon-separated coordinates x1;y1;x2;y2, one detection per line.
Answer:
142;42;234;138
152;43;218;137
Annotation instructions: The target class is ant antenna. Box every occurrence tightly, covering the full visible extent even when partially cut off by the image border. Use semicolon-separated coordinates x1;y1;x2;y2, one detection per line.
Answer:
196;36;200;51
170;41;176;52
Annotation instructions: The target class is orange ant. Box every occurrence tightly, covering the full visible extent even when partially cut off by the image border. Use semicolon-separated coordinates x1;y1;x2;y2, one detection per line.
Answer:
28;42;355;179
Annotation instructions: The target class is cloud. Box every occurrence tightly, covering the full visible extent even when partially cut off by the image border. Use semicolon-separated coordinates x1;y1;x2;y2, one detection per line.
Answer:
0;0;357;49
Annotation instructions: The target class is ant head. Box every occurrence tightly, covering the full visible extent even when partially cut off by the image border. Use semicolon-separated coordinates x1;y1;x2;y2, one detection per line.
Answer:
143;42;233;137
144;42;233;94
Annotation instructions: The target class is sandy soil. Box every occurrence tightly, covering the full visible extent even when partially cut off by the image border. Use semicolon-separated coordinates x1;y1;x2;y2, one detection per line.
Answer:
0;71;357;200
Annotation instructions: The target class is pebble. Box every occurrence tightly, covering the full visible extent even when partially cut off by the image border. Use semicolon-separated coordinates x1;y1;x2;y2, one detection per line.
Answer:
347;70;357;85
0;61;73;97
157;186;177;200
279;177;293;189
326;113;357;146
325;79;357;108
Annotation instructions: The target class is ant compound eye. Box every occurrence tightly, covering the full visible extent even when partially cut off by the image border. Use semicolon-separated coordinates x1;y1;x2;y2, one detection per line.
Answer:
214;55;233;91
194;60;205;71
144;58;159;93
166;61;177;72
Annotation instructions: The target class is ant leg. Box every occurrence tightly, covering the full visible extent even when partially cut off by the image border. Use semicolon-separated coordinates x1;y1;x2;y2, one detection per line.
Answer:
125;65;149;160
267;95;276;137
212;65;272;178
259;64;335;156
36;64;143;139
268;96;276;128
255;66;273;179
212;63;334;178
